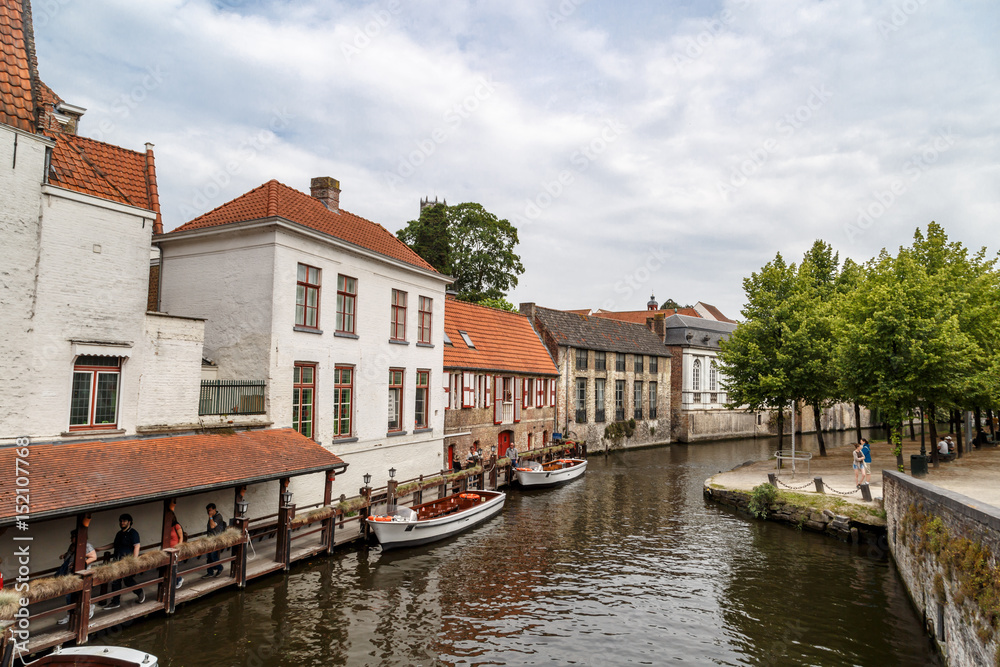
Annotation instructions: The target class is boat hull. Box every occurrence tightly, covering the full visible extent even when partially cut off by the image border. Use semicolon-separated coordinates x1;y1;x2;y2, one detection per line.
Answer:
515;459;587;488
368;490;506;550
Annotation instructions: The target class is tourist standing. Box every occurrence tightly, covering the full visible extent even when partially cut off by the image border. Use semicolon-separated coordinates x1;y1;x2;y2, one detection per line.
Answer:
104;514;144;610
166;517;185;589
203;503;226;578
861;439;872;484
852;443;864;487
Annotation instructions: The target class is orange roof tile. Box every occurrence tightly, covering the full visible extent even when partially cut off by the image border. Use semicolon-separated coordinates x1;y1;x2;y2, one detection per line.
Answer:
0;429;346;525
444;298;558;376
592;308;700;325
0;0;39;133
166;180;439;273
48;134;155;210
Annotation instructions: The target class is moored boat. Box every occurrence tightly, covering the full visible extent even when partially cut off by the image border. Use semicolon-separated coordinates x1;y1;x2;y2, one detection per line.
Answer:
366;489;506;550
514;458;587;488
5;645;158;666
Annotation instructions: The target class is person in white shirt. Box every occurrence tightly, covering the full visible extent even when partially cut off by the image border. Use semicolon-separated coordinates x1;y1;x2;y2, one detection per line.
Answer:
938;438;949;455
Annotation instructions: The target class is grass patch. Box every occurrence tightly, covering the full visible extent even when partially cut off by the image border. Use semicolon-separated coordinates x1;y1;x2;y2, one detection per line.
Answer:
773;490;887;524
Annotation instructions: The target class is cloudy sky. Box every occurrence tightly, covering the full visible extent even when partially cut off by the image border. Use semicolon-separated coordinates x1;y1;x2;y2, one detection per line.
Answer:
33;0;999;318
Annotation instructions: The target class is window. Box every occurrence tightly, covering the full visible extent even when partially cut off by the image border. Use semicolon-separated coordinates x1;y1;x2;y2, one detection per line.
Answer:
388;369;404;431
70;356;120;430
390;289;407;341
336;275;356;334
575;349;588;370
418;297;433;344
649;382;658;419
293;363;316;439
615;380;625;421
650;356;658;374
595;378;606;422
709;361;718;392
615;353;626;372
333;366;353;437
634;355;644;373
459;330;475;348
692;358;702;391
415;370;430;428
550;379;556;407
524;378;534;408
575;378;587;423
634;381;643;419
536;379;545;407
444;331;453;346
296;264;321;329
595;351;606;371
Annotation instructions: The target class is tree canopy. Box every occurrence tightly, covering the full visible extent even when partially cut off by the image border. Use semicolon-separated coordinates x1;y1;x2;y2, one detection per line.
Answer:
398;202;525;304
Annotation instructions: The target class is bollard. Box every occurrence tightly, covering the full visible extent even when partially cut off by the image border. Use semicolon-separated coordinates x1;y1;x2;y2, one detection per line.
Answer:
814;477;824;494
859;483;872;502
767;473;777;486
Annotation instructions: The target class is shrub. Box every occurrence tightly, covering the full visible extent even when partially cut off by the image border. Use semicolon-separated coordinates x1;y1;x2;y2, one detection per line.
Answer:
748;483;777;519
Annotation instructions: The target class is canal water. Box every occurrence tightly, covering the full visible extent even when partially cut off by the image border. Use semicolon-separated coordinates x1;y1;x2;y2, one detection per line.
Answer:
98;432;939;666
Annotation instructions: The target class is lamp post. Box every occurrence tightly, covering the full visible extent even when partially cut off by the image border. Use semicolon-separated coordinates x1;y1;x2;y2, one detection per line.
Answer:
388;467;396;480
363;473;372;487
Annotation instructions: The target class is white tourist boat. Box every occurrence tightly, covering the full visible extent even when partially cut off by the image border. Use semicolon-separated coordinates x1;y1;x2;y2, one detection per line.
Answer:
514;458;588;488
366;489;506;550
8;646;157;666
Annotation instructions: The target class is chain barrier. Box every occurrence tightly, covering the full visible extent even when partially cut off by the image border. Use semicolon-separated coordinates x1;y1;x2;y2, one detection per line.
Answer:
774;478;814;491
823;483;861;496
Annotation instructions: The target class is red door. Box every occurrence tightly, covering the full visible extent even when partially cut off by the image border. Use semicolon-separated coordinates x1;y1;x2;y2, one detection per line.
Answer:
448;444;456;471
498;431;513;458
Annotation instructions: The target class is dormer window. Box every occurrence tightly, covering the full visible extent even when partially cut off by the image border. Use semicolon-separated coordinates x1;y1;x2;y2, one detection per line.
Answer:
444;331;453;346
458;331;475;348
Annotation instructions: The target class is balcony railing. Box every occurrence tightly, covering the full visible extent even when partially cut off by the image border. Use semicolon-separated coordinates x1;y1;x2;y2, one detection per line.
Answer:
615;408;625;422
199;379;266;415
595;408;606;423
682;391;728;407
502;402;514;423
649;407;657;419
575;409;587;423
634;408;643;420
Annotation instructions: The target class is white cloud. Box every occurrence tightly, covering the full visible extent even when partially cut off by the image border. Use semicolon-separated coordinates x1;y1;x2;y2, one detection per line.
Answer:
30;0;1000;319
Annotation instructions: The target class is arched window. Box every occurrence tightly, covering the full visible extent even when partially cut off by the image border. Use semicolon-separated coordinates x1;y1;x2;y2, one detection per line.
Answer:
692;358;701;391
709;361;718;392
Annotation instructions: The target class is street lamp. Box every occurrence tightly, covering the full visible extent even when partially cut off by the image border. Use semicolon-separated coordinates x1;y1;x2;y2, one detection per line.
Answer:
363;472;372;487
236;498;249;518
281;490;293;506
388;467;396;479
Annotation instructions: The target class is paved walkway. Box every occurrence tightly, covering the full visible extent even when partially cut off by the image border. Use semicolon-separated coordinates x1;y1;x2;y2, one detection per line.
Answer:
707;434;1000;509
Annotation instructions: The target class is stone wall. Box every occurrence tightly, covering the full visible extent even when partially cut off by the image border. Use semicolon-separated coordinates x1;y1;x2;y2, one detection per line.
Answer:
884;470;1000;666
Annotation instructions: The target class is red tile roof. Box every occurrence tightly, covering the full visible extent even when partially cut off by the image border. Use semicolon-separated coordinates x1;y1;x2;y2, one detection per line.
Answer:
444;298;558;376
165;180;439;273
0;429;346;525
0;0;38;133
592;308;700;325
698;302;737;324
48;134;156;210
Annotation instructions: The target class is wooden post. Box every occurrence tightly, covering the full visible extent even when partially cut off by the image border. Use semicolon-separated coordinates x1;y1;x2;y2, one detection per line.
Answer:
324;470;334;506
73;512;91;573
489;455;497;490
233;517;249;587
164;548;179;614
324;512;336;554
387;479;398;514
414;475;423;505
360;486;372;540
75;570;94;645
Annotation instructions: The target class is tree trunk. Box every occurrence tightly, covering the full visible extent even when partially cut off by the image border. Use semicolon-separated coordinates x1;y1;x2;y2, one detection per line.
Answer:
854;402;863;443
908;416;915;440
928;403;939;467
893;421;904;471
812;401;826;456
775;410;784;454
949;410;955;434
956;411;963;458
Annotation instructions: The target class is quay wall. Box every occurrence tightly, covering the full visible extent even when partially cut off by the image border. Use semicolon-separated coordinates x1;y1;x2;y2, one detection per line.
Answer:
883;470;1000;667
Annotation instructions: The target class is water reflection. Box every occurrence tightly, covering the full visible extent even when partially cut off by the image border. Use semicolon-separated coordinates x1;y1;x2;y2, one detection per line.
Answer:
101;433;938;666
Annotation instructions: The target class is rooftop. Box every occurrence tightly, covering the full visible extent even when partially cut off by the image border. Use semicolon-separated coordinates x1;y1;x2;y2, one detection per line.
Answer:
444;298;558;376
164;179;439;273
529;305;670;358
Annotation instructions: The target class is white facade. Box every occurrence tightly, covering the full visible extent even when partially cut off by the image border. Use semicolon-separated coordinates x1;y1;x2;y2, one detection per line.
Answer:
0;124;204;445
158;218;451;492
681;348;728;410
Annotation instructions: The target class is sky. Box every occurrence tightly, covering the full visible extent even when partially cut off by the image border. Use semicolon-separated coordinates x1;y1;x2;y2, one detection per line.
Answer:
31;0;1000;319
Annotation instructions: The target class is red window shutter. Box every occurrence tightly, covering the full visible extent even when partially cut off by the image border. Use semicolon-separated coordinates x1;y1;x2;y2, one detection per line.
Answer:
462;372;473;408
550;379;556;407
444;372;451;410
537;380;544;406
493;376;502;424
521;378;528;408
514;378;522;423
485;375;491;408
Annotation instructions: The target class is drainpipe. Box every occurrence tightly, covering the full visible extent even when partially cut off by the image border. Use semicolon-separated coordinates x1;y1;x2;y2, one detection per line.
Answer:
144;143;164;312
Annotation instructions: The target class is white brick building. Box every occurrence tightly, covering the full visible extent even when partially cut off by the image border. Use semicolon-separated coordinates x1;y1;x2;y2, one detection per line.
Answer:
156;178;452;491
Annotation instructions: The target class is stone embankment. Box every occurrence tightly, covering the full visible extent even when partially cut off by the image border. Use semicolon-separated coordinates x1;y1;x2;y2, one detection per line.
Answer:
704;485;886;543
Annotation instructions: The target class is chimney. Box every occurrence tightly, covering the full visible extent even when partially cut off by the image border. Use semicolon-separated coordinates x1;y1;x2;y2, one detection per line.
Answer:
519;302;537;319
54;102;86;136
144;143;163;235
311;177;340;212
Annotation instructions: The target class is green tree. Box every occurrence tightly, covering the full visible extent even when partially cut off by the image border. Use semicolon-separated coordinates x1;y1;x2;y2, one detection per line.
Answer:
478;296;516;312
397;202;524;304
836;247;979;471
718;253;798;451
397;203;451;274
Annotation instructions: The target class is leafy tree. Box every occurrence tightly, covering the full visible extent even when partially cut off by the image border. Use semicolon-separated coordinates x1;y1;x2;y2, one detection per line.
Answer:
397;202;524;304
660;299;693;310
718;253;798;451
397;203;451;274
836;247;979;471
478;296;516;312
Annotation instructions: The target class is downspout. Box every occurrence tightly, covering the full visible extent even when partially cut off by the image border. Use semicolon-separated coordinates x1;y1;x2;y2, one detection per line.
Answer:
144;143;164;312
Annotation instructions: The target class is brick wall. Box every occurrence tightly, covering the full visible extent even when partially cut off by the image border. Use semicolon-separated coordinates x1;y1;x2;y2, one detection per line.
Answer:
884;470;1000;666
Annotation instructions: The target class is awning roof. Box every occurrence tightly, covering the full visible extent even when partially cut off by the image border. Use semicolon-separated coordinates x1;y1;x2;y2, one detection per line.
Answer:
0;428;347;526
